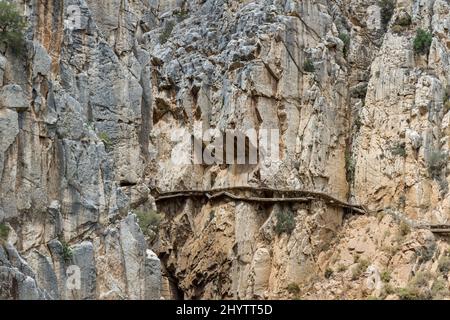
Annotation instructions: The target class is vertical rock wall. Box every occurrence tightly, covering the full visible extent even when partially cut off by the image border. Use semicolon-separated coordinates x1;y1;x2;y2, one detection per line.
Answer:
1;0;450;300
0;0;161;300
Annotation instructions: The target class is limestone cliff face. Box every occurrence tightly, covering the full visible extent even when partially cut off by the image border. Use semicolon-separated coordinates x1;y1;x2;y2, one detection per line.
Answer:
0;0;161;299
1;0;450;300
150;0;450;300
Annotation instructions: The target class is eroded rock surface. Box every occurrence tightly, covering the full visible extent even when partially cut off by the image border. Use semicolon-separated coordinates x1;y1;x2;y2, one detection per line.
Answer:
1;0;450;300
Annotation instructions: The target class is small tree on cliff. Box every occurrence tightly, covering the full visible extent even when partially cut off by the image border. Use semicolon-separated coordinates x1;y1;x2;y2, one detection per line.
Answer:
413;28;433;55
0;2;26;52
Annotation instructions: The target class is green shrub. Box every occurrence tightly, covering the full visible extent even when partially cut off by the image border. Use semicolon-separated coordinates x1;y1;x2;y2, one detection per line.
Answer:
397;272;449;299
431;278;449;298
175;9;189;22
398;194;406;208
399;221;411;236
135;210;164;236
413;28;433;55
381;270;392;283
209;210;215;223
351;84;368;99
413;271;434;286
159;21;176;44
397;272;435;300
275;210;295;235
390;142;406;158
444;87;450;101
303;59;315;73
339;32;350;56
324;268;333;279
396;287;423;300
0;223;10;242
417;241;437;263
61;241;73;262
444;88;450;113
391;12;412;34
98;132;112;147
286;283;300;295
337;264;347;272
379;0;395;28
438;256;450;274
445;100;450;113
0;2;26;52
427;150;448;179
354;115;362;132
351;259;370;280
384;283;395;295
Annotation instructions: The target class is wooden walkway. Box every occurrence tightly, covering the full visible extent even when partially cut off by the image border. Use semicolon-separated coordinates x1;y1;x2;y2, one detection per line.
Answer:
154;186;450;234
154;186;367;214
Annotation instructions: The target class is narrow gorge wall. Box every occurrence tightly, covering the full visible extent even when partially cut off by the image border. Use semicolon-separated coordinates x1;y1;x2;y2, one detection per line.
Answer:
1;0;450;300
0;0;162;299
